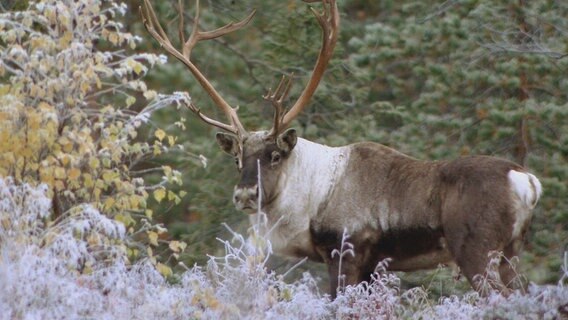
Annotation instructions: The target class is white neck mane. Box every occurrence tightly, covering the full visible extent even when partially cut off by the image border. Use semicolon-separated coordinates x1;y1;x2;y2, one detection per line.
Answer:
279;138;348;214
254;138;349;254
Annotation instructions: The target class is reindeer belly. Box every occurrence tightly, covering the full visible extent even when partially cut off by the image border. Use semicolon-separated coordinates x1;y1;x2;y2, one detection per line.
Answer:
388;246;453;271
375;228;453;271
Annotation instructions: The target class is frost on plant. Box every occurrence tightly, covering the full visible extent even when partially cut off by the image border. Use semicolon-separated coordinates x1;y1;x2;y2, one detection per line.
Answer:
332;258;402;319
0;178;327;319
331;228;356;293
1;178;568;319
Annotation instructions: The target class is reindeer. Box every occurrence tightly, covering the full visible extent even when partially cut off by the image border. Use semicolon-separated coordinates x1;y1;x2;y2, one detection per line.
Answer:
141;0;542;297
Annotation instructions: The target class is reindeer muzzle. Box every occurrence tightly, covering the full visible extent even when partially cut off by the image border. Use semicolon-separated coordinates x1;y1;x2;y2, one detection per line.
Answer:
233;184;259;213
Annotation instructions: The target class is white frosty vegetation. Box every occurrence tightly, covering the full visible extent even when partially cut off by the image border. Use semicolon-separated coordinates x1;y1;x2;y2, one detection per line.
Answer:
0;178;567;319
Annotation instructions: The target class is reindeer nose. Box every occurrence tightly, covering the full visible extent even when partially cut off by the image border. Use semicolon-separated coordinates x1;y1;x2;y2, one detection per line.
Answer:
233;184;259;212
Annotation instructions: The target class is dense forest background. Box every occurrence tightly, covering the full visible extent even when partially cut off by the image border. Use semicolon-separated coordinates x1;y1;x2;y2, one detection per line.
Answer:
0;0;566;303
121;0;567;288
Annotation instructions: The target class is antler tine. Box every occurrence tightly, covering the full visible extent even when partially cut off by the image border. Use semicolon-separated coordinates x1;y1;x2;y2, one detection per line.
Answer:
264;74;294;137
272;0;339;134
184;0;256;60
185;101;238;133
140;0;254;137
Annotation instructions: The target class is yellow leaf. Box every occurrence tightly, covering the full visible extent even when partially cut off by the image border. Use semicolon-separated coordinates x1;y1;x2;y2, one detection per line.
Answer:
129;195;140;209
40;171;55;186
63;142;74;154
139;196;147;208
128;248;140;259
93;188;101;201
153;188;165;203
102;171;115;183
68;168;81;181
133;62;144;75
59;32;73;48
153;144;161;156
115;212;135;227
28;112;41;130
143;90;156;100
95;179;104;189
108;32;119;45
38;101;53;111
80;82;91;95
167;135;176;147
60;155;71;166
169;240;187;253
104;197;115;211
125;96;136;107
89;158;100;169
84;173;93;188
54;180;65;191
156;263;172;277
145;209;153;219
154;129;166;142
54;167;66;179
147;247;156;264
169;241;180;253
148;231;159;246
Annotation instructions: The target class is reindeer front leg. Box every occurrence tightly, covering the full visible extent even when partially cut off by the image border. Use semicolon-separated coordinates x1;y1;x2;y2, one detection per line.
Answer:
313;227;360;298
325;252;361;298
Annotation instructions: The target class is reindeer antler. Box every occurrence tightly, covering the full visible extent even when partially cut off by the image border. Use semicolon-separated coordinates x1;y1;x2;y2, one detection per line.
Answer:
141;0;338;140
265;0;339;138
140;0;255;138
263;74;294;138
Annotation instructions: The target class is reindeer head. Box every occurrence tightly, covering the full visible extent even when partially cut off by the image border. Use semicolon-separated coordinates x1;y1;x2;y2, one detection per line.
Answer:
141;0;339;212
215;129;296;211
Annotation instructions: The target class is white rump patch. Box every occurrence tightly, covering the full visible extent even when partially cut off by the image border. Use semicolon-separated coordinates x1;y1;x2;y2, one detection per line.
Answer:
508;170;542;239
508;170;542;208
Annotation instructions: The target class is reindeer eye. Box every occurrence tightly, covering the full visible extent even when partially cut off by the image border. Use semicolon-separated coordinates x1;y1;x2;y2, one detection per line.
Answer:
271;151;281;165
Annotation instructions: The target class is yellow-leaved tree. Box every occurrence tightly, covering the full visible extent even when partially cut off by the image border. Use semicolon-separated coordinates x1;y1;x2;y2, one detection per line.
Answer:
0;0;187;274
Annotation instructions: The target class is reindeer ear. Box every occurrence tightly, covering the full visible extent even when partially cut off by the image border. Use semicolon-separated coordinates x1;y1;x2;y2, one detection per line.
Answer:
216;132;239;156
276;128;297;154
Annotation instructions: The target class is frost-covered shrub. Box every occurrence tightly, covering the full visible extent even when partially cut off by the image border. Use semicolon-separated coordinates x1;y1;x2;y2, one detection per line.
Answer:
0;179;188;318
0;0;189;270
172;222;332;319
0;177;127;319
0;179;327;319
1;179;567;319
331;264;402;319
409;284;568;320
